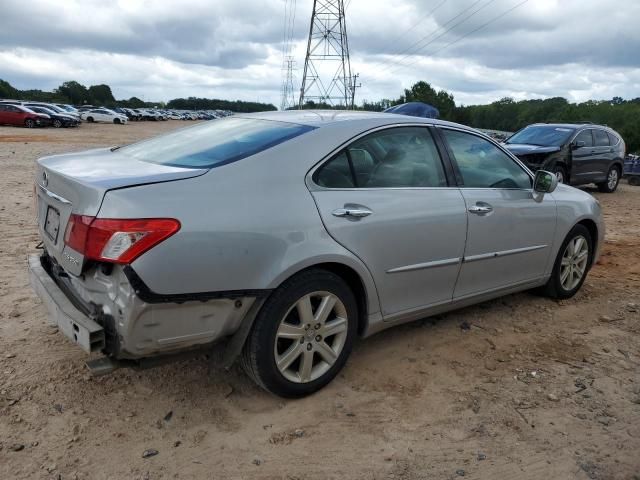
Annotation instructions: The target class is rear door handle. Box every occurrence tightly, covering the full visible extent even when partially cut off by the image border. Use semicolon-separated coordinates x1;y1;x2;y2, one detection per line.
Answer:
332;207;372;218
468;203;493;215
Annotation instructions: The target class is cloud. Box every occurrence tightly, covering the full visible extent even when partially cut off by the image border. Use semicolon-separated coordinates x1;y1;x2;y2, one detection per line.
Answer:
1;0;639;107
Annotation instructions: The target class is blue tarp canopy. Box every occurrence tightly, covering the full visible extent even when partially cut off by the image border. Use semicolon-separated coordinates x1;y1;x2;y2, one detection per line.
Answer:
383;102;440;119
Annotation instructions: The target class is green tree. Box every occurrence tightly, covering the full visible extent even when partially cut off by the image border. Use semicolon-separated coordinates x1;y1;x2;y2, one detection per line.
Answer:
56;81;89;105
402;81;456;119
88;84;116;105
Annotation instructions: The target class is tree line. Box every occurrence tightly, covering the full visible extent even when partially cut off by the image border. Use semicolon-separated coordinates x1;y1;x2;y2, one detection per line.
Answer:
2;77;638;153
0;79;277;112
359;81;640;154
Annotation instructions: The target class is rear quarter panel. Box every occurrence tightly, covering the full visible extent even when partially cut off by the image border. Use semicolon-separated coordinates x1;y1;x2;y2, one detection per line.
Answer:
97;123;383;315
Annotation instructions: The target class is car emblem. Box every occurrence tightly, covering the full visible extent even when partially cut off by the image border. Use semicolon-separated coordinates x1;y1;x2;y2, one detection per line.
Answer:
42;171;48;187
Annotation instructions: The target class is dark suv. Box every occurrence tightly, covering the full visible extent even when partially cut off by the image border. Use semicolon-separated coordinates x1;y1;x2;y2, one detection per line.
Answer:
504;123;625;192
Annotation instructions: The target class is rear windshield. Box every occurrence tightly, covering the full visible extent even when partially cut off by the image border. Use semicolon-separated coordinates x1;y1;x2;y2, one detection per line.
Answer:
118;117;315;168
506;125;575;147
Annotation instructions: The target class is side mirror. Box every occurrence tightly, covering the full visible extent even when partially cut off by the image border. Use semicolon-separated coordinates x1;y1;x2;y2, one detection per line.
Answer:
572;140;585;149
533;170;558;194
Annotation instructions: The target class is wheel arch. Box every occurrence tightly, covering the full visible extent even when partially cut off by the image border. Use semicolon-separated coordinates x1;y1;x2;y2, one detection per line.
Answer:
576;218;598;267
292;262;370;336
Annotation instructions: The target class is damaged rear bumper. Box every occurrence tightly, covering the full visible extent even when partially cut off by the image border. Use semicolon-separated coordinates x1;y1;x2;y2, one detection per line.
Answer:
28;254;105;352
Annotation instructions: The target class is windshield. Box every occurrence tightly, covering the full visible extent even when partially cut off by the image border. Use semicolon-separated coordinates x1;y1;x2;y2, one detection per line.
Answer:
506;125;575;147
118;117;316;168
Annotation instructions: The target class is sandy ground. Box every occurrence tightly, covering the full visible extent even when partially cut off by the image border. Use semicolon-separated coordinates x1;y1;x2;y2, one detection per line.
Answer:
0;121;639;480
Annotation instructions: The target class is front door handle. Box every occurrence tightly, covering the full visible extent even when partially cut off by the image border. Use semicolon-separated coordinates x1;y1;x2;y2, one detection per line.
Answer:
468;203;493;215
332;206;372;218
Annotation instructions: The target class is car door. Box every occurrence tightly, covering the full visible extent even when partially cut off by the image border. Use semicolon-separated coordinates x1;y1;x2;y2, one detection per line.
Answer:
438;127;557;299
592;128;614;179
94;109;107;122
0;104;10;125
570;129;599;183
4;105;23;125
309;126;467;318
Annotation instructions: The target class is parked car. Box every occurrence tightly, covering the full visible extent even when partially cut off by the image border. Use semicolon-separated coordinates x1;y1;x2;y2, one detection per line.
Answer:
27;106;79;128
23;103;81;122
0;103;50;127
80;108;128;124
55;104;80;116
29;111;604;397
122;108;142;121
503;123;625;192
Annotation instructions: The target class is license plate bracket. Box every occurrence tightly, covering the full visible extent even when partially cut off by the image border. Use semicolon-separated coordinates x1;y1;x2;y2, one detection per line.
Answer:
44;206;61;242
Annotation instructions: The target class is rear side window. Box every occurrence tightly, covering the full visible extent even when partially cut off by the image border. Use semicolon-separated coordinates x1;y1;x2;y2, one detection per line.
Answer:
594;129;610;147
575;129;594;147
315;127;447;188
607;132;620;146
119;118;315;168
442;129;531;189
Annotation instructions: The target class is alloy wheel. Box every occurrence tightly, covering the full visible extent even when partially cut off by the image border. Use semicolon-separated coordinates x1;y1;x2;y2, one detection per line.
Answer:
560;235;589;290
555;169;565;184
274;291;348;383
607;168;618;190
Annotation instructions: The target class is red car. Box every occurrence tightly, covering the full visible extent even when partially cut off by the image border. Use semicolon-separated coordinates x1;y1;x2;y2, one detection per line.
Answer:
0;103;50;128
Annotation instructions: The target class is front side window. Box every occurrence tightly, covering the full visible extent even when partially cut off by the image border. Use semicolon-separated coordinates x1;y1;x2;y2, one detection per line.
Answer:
442;129;531;189
594;129;610;147
575;129;594;147
315;127;447;188
119;117;315;168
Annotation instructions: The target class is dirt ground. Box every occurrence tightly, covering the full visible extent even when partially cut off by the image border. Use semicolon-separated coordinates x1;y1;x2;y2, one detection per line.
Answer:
1;121;639;480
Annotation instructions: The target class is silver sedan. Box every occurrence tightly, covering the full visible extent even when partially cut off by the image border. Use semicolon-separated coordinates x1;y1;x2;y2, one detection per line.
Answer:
29;111;604;397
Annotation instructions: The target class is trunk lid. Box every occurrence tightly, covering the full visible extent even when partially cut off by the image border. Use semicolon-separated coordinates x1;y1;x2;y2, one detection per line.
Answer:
35;147;207;275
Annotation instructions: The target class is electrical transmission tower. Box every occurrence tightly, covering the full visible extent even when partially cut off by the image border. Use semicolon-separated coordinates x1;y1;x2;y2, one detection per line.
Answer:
299;0;355;109
280;56;296;110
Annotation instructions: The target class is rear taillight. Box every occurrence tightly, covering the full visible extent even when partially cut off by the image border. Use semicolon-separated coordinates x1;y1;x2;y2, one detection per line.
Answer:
64;215;180;264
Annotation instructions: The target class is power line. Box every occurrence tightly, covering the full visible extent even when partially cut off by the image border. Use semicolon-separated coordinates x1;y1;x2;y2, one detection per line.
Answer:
366;0;448;72
378;0;497;74
390;0;529;74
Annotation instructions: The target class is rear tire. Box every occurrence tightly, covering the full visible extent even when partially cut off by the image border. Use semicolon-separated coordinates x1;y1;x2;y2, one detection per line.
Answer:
24;119;35;128
540;224;592;299
597;165;620;193
241;269;357;398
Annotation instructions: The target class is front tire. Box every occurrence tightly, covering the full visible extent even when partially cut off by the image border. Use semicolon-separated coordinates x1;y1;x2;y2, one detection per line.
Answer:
553;165;567;184
241;269;357;398
113;118;121;124
53;119;62;128
24;119;35;128
541;224;592;299
86;116;94;123
597;165;620;193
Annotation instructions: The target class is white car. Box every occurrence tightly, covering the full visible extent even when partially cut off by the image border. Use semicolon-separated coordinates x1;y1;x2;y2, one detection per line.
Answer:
80;108;128;124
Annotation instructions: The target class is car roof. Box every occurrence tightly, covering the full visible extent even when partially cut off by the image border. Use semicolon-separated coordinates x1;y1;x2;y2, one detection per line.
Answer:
238;109;468;130
530;122;608;130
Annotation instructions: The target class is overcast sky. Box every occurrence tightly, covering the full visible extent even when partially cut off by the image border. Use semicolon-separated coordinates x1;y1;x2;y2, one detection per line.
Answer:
2;0;639;107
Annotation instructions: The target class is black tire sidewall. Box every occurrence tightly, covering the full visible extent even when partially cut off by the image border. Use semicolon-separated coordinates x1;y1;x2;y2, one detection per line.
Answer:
245;269;357;398
25;119;34;128
598;165;620;193
549;224;593;298
553;165;567;184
